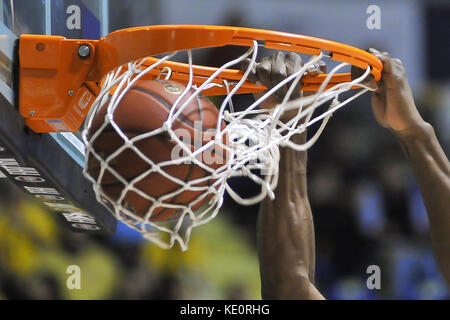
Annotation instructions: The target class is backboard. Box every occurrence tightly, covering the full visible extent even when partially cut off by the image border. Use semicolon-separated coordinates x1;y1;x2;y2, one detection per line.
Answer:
0;0;116;234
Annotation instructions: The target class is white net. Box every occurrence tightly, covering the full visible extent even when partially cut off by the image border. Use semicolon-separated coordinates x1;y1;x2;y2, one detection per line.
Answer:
82;41;375;250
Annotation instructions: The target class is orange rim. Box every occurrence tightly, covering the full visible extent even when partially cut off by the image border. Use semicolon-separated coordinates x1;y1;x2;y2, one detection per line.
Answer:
19;25;383;133
139;57;356;95
90;25;382;94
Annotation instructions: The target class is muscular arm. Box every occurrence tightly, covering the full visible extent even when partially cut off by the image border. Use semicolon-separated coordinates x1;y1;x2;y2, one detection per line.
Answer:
241;52;324;299
366;49;450;285
258;132;324;299
397;124;450;284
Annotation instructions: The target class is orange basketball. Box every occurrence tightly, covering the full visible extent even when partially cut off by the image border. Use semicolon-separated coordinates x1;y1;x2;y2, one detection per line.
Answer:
86;79;227;222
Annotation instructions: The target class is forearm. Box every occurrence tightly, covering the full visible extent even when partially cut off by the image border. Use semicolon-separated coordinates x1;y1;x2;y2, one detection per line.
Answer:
258;133;323;299
396;121;450;284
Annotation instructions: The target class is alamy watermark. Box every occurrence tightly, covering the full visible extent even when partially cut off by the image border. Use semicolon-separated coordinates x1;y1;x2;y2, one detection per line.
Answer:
169;121;271;174
366;5;381;30
66;265;81;290
366;264;381;290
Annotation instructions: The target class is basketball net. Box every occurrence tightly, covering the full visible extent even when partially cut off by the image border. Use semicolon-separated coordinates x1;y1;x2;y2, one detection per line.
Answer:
82;41;375;250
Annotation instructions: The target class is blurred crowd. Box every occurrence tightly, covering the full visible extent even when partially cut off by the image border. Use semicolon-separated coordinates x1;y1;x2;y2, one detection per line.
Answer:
0;180;261;299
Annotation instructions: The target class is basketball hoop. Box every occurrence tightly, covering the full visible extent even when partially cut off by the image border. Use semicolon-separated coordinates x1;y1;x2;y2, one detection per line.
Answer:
18;25;382;250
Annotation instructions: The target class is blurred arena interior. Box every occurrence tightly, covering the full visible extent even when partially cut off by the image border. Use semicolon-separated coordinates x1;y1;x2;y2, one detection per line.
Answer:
0;0;449;300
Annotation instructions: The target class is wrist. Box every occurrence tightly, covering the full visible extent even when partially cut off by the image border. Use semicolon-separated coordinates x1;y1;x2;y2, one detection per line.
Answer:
393;120;434;141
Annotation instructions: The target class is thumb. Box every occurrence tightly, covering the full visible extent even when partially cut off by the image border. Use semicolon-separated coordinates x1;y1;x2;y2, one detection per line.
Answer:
240;58;258;83
371;91;388;128
351;65;377;90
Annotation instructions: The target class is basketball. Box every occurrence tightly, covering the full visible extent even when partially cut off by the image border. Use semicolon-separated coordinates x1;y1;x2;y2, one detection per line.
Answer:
86;79;227;222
